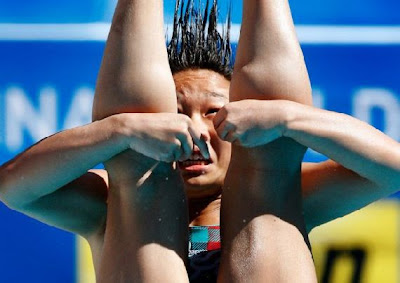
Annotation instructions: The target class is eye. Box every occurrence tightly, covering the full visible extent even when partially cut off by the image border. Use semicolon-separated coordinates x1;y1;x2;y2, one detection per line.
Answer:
206;108;220;116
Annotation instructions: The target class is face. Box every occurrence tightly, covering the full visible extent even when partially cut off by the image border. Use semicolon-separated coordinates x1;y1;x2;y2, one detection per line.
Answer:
174;69;232;199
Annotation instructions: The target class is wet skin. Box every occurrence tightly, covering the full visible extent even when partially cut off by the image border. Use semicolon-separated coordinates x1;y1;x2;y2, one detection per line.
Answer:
92;69;233;281
173;69;233;226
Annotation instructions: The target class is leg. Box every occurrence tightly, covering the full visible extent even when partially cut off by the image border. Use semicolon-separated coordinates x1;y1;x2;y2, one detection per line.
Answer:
218;0;316;282
93;1;188;282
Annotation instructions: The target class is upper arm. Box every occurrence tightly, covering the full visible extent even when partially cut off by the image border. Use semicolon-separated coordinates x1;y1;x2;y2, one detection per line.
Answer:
301;160;394;232
17;169;108;239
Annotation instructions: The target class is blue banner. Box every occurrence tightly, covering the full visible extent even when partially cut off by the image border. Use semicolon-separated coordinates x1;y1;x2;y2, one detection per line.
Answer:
0;0;399;282
2;0;400;24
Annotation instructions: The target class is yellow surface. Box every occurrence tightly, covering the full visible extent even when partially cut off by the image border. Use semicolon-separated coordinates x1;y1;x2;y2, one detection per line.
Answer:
76;236;95;283
76;201;400;283
310;200;399;283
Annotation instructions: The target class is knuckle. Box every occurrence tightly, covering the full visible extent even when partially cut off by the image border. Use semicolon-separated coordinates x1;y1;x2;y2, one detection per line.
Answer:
169;142;181;154
185;132;193;143
223;105;232;114
179;115;191;125
173;139;182;147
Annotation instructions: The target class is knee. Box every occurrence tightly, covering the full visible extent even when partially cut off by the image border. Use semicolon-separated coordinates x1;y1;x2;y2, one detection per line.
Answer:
230;63;312;105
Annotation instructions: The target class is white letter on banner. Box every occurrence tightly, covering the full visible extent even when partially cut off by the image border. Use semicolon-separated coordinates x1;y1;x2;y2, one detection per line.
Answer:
353;88;400;140
63;87;94;130
312;88;326;109
6;86;57;152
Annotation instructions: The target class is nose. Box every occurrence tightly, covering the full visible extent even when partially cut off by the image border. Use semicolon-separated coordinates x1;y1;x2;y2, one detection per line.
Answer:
191;115;211;143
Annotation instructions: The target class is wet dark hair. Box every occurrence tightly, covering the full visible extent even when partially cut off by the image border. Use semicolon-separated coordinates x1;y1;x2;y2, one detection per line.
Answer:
167;0;233;80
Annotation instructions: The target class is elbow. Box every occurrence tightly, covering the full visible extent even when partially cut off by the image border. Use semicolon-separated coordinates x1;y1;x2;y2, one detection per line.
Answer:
0;170;26;211
0;179;18;210
392;171;400;194
0;169;9;206
376;167;400;196
0;181;17;210
0;188;29;212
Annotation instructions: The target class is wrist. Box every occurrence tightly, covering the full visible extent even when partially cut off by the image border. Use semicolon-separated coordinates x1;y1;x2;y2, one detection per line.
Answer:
106;113;135;151
279;100;302;139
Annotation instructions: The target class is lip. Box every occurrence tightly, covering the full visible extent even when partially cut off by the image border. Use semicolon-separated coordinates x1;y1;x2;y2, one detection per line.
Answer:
178;160;212;175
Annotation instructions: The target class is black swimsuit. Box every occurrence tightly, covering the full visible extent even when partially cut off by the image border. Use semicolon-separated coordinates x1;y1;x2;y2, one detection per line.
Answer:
188;226;221;283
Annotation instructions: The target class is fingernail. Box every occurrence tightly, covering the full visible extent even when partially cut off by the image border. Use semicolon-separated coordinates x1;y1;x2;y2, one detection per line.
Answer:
205;149;210;159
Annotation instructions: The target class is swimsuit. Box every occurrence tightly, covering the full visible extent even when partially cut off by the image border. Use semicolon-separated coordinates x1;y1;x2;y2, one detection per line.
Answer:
188;226;221;282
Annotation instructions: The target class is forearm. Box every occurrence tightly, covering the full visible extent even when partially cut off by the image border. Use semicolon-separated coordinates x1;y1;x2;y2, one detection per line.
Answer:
284;101;400;190
0;115;127;208
231;0;311;104
93;0;176;120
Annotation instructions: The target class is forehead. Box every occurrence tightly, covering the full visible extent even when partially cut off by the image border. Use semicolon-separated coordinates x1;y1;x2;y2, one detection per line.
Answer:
174;69;230;102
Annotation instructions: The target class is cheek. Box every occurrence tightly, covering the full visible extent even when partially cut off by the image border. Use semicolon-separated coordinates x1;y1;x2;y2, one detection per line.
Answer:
208;122;231;165
220;142;232;167
212;136;232;165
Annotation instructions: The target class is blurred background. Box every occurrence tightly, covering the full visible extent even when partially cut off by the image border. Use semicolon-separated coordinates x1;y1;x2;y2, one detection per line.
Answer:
0;0;399;282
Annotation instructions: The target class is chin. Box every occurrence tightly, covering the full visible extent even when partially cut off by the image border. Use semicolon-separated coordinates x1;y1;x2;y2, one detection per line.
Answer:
180;170;219;186
182;174;223;199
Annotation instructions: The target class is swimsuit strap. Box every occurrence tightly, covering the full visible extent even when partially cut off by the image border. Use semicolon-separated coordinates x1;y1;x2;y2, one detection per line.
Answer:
188;225;221;257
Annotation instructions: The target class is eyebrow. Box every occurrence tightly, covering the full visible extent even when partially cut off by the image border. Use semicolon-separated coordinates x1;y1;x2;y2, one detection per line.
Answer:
206;92;228;100
176;91;228;100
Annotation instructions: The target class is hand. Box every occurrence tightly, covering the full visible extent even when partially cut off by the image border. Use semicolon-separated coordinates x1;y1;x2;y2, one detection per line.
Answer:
121;113;209;162
213;100;286;147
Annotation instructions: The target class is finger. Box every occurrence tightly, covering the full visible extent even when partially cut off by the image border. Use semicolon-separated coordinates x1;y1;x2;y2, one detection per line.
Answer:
178;133;193;161
224;130;238;143
188;126;210;159
195;136;210;160
171;140;183;162
232;138;244;147
216;121;232;141
213;107;226;129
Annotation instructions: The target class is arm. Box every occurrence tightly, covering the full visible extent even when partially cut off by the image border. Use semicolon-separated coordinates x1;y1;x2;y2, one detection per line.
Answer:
215;99;400;232
301;161;384;232
287;105;400;231
286;104;400;191
0;116;123;237
0;112;201;238
18;170;109;238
